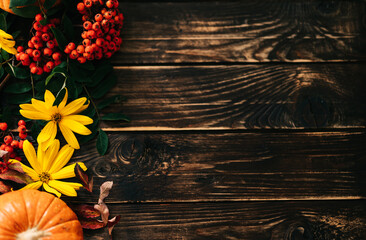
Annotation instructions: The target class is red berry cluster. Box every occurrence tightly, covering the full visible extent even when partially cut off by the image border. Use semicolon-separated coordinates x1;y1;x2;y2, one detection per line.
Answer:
16;14;63;75
66;0;123;63
0;120;28;163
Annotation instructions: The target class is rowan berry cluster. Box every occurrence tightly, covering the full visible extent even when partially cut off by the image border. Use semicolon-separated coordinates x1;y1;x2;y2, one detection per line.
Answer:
0;120;28;163
16;14;63;75
65;0;123;63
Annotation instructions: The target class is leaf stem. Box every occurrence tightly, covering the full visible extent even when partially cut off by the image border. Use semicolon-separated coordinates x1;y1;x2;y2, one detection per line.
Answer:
0;62;21;91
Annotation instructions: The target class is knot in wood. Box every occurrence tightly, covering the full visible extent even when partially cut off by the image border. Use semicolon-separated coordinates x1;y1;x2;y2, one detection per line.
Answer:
315;1;340;16
285;221;313;240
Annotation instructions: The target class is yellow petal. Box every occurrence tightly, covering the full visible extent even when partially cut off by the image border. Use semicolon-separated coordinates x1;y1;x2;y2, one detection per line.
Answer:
37;121;57;143
43;183;61;198
23;140;41;173
0;29;14;39
58;88;68;111
48;144;74;173
43;139;60;171
63;115;93;125
61;181;83;190
60;118;91;135
51;162;86;180
20;110;51;121
9;160;39;181
21;181;42;190
44;90;56;108
48;180;77;197
19;103;37;111
60;97;88;116
31;98;51;113
59;122;80;149
72;101;89;115
0;44;17;55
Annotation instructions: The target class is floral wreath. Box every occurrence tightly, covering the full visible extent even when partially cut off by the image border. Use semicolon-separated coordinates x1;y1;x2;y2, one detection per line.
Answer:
0;0;126;237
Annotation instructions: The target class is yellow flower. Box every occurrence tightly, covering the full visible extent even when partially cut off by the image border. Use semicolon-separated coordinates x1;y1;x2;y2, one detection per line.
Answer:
10;140;87;198
19;88;93;150
0;29;17;55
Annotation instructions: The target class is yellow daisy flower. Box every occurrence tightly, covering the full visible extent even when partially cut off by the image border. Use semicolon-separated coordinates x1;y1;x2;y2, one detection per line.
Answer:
10;140;87;198
19;88;93;150
0;29;17;55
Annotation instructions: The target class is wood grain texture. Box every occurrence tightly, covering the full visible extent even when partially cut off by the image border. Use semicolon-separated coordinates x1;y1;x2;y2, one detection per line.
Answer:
84;200;366;240
100;64;366;129
115;1;366;63
70;131;366;203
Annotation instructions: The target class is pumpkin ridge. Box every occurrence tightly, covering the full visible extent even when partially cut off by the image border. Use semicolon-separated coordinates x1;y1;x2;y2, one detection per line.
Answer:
34;195;59;229
0;202;26;233
44;219;83;237
19;190;30;229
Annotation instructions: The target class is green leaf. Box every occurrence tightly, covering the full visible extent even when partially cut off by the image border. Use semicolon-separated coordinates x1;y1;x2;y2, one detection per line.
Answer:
7;93;32;104
89;63;113;87
51;27;67;51
97;95;124;110
6;64;30;79
96;129;108;155
3;82;32;94
91;72;117;99
45;65;67;85
1;49;9;60
11;5;40;18
39;19;48;26
62;15;74;40
43;0;56;10
0;13;6;31
101;113;130;122
69;62;91;83
66;76;78;99
9;0;35;8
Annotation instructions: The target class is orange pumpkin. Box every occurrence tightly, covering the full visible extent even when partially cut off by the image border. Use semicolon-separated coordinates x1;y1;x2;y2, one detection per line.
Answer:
0;0;61;15
0;189;83;240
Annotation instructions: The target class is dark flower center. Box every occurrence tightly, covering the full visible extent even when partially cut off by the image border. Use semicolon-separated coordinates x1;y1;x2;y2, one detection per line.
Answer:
39;172;51;183
52;113;62;123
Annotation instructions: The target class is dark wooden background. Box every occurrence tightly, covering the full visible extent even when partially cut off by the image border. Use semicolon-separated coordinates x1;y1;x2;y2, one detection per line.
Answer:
75;1;366;239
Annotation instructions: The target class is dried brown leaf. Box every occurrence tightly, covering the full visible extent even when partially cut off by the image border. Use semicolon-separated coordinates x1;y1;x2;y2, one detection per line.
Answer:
74;163;93;192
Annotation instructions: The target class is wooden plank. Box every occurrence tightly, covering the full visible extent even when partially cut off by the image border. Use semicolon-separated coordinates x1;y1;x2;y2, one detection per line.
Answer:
99;64;366;129
83;200;366;240
72;131;366;202
115;1;366;63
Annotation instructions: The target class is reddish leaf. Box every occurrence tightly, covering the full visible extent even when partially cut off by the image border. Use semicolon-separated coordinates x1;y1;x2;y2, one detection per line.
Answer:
107;215;121;240
79;218;106;230
9;162;25;173
70;204;101;219
0;180;11;193
74;163;93;192
0;169;32;184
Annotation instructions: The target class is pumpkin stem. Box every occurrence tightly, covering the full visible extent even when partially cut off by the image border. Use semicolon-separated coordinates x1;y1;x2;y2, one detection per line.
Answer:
16;227;51;240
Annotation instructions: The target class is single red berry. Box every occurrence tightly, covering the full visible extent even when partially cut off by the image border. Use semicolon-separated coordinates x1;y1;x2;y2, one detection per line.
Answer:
35;31;42;37
54;60;62;66
18;120;26;126
41;25;50;33
34;43;44;49
19;131;27;139
76;45;85;54
106;0;113;8
43;65;51;73
104;52;112;58
18;140;24;149
31;36;40;45
0;122;7;131
67;42;76;50
22;60;31;66
9;152;16;158
101;19;109;28
25;48;33;57
27;41;34;48
15;156;22;161
104;11;113;20
33;22;42;31
17;46;24;52
30;66;38;74
4;146;13;153
84;0;92;8
77;56;87;64
42;33;50;42
52;52;62;61
94;13;103;22
82;39;91;46
47;40;55;49
43;48;53;57
4;135;13;144
92;22;101;31
35;13;44;22
85;46;94;54
46;61;55;70
99;0;104;5
77;2;85;12
101;8;107;14
20;53;29;61
95;52;103;60
32;49;41;58
70;50;79;59
87;30;96;39
113;0;119;8
64;47;71;54
83;21;92;30
17;125;26;134
16;53;21;61
10;140;19;148
0;144;5;150
36;66;43;75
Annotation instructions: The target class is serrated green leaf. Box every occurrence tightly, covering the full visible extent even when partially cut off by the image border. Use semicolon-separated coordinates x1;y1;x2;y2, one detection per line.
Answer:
91;72;117;99
3;82;32;94
51;27;67;51
96;129;108;155
0;13;7;31
11;5;40;18
101;113;130;122
97;95;124;110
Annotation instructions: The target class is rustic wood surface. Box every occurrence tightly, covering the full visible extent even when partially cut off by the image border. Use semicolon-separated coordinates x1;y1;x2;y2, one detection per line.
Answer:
77;1;366;239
